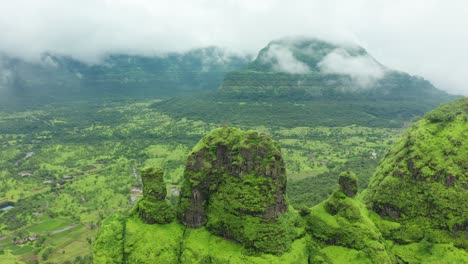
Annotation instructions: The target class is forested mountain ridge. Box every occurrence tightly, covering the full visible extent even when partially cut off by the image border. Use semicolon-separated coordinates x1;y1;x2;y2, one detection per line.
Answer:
155;38;459;129
0;47;249;109
220;37;453;101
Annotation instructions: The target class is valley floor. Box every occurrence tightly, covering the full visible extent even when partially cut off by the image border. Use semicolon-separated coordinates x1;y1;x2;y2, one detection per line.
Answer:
0;99;402;263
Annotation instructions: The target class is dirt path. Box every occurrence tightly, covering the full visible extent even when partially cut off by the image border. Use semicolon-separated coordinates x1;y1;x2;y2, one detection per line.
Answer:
49;224;78;235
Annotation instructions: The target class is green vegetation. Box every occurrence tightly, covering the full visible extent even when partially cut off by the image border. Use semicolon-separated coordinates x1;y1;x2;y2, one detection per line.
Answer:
155;94;446;128
306;191;392;263
0;99;401;262
135;168;174;224
365;98;468;248
0;48;249;110
338;171;358;197
1;38;465;263
94;98;467;263
93;213;126;263
178;128;293;254
98;216;310;264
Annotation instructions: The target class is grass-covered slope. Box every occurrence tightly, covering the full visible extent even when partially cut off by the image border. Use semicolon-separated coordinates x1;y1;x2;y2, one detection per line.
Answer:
365;98;468;247
94;127;307;261
95;214;310;264
93;102;468;263
301;171;392;263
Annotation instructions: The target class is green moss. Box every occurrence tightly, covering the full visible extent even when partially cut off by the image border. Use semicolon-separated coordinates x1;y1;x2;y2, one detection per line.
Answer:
319;246;373;264
136;199;174;224
365;98;468;248
178;127;290;254
140;167;166;201
102;216;309;264
136;167;174;224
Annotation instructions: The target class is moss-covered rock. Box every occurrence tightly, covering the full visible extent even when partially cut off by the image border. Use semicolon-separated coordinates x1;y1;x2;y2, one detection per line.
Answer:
338;171;358;197
178;127;291;254
365;98;468;247
141;168;167;201
136;168;174;224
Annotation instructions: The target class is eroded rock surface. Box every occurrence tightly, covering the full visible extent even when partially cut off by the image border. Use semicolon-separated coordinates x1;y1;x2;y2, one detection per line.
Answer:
178;127;291;253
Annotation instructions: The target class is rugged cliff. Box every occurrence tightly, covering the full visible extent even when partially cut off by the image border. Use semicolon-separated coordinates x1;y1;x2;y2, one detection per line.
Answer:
178;127;293;253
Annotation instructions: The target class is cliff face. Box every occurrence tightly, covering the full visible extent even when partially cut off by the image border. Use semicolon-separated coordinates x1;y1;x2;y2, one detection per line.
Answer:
365;98;468;247
178;127;291;253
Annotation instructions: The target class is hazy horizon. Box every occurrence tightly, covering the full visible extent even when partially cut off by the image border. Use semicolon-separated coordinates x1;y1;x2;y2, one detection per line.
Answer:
1;0;467;95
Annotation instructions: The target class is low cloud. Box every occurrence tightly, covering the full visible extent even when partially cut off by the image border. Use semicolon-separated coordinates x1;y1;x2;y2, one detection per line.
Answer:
318;49;385;88
0;1;466;94
0;59;12;91
262;44;310;74
198;48;248;72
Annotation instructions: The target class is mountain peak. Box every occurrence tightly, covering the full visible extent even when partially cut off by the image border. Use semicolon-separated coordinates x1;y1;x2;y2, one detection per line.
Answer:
248;37;376;74
220;37;452;102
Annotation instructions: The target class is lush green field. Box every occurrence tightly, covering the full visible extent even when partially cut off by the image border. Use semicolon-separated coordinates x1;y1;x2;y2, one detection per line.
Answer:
0;98;402;262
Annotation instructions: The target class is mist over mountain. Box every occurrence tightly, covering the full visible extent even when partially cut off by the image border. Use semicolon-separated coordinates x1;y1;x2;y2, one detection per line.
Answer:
0;48;250;109
155;38;459;128
0;36;459;116
221;37;453;101
1;1;467;95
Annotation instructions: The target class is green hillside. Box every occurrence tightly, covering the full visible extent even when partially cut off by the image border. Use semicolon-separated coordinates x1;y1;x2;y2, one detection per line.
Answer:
364;98;468;248
93;98;468;263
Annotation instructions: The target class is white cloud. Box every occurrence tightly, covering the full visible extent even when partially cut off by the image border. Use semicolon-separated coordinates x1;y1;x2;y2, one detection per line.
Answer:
318;49;385;88
0;0;467;94
262;44;310;74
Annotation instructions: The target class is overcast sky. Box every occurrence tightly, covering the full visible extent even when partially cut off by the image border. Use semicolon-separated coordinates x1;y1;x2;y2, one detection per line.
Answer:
0;0;467;95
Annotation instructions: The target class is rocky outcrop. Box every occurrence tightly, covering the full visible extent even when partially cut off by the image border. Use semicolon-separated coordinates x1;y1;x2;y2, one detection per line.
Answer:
136;168;173;224
177;127;291;253
338;171;358;197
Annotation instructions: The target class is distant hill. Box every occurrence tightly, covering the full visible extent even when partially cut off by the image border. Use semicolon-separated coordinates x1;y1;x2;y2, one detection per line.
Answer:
155;37;459;128
220;37;452;101
0;48;249;109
